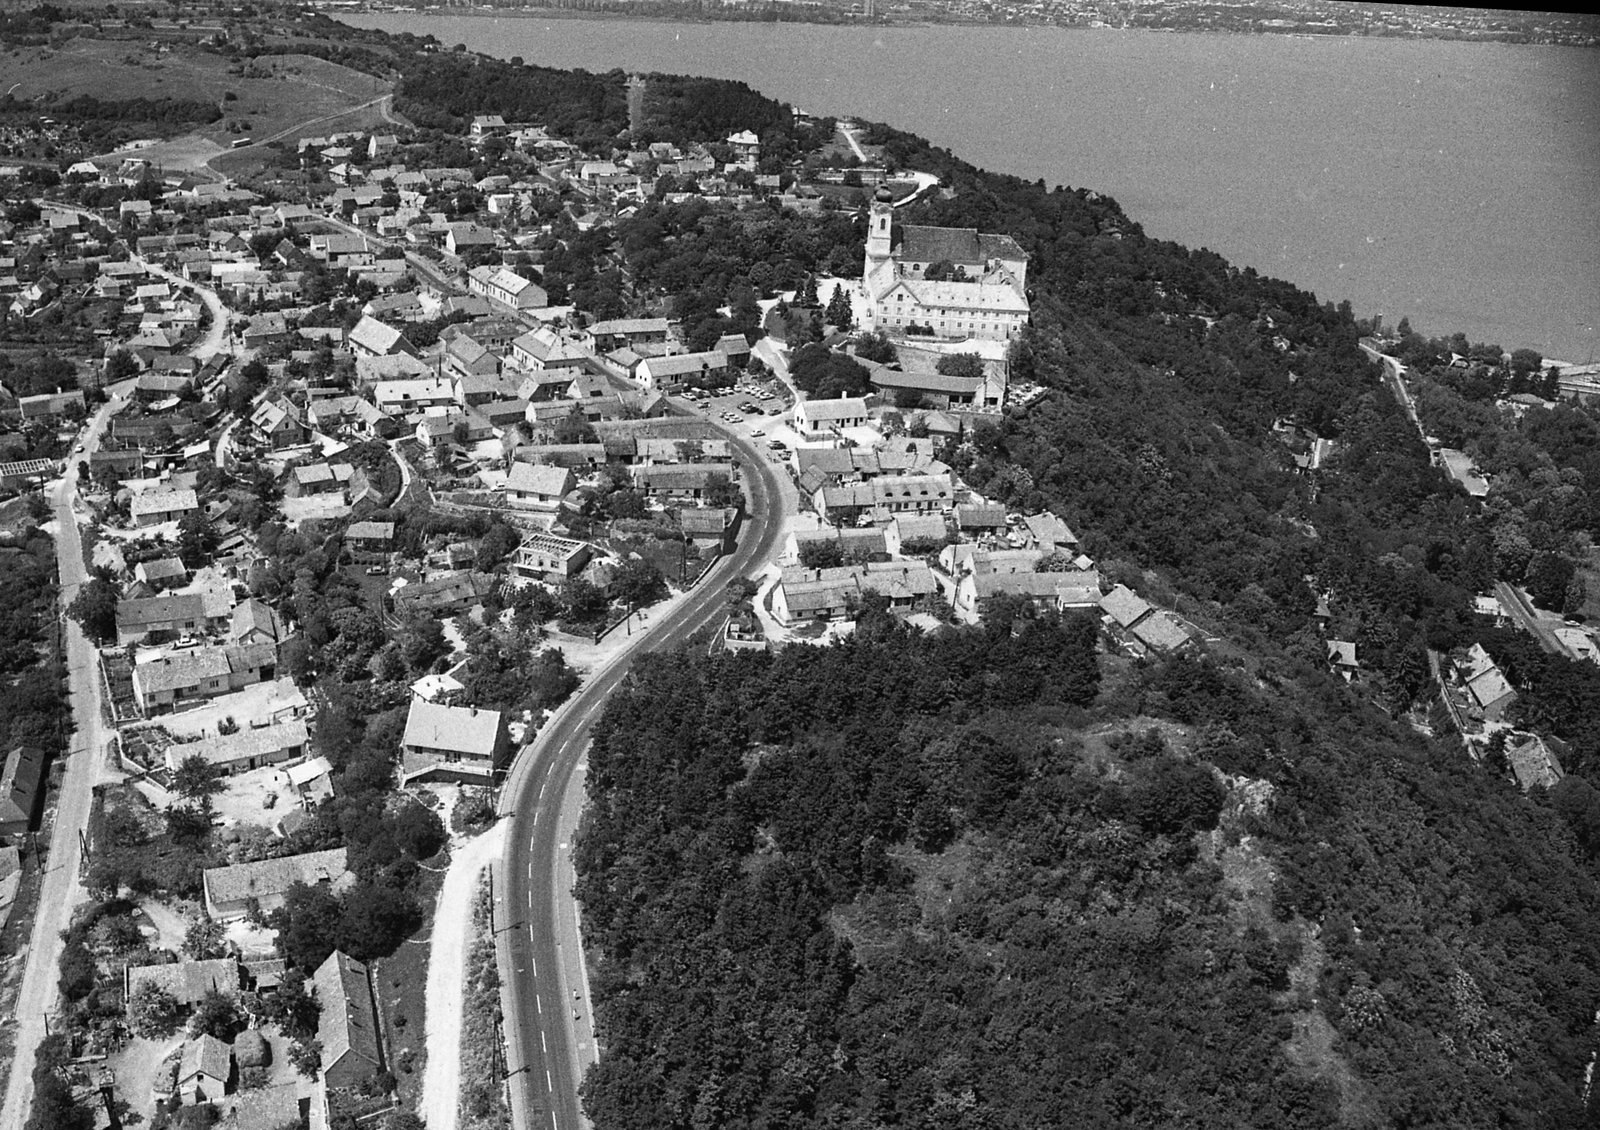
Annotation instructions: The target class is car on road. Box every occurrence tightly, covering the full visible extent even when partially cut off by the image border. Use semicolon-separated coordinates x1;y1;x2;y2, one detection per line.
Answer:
767;439;786;450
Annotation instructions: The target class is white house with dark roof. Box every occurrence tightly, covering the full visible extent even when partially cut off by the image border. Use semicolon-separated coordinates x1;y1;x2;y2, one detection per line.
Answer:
635;349;729;391
467;265;548;310
794;396;870;437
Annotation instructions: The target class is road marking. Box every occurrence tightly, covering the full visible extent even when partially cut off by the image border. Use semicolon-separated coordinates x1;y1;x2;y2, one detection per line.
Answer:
551;1112;559;1130
538;781;545;799
546;1069;554;1091
528;861;534;879
541;1031;548;1053
535;994;542;1014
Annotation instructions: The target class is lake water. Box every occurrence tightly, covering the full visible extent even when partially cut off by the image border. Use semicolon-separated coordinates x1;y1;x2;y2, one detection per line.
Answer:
345;13;1600;364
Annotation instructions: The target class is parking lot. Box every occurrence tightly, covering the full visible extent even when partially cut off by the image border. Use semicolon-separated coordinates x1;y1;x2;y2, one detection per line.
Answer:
679;381;786;425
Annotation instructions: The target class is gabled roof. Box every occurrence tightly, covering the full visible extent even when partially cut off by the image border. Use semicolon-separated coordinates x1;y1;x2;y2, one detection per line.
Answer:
179;1034;231;1085
1099;584;1152;629
230;598;284;642
348;314;413;357
1;746;45;826
314;950;383;1077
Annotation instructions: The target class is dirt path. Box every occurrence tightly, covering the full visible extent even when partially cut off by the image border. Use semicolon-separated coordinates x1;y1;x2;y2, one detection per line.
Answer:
421;820;506;1130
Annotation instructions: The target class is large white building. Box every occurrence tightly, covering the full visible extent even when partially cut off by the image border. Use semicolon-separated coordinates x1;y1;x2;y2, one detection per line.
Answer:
862;203;1029;342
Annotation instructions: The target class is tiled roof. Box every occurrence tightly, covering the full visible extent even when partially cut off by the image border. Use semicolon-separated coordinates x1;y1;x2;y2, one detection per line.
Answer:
314;950;383;1076
203;847;350;907
164;719;308;770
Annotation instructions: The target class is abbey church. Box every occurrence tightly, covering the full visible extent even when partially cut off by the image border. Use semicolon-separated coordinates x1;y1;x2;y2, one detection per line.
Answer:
861;202;1030;342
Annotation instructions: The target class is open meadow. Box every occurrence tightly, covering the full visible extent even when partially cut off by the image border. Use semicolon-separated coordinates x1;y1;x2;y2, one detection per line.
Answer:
3;36;391;172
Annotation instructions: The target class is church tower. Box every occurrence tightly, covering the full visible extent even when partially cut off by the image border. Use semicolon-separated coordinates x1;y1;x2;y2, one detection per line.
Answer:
863;201;896;330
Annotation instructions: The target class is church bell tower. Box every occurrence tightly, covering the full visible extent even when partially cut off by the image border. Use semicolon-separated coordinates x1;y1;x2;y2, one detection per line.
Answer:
863;201;896;330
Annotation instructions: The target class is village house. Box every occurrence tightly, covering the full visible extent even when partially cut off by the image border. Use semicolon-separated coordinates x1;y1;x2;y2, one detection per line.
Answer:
1327;640;1360;681
162;719;310;776
586;317;671;353
202;847;352;920
1098;584;1193;656
1457;643;1517;721
116;591;231;645
133;556;188;592
401;700;511;783
131;642;277;714
510;327;593;374
177;1035;232;1104
347;314;419;360
306;396;386;437
467;264;548;310
633;463;731;503
130;486;200;527
953;569;1102;625
250;398;310;450
446;337;505;387
794;396;871;438
125;957;241;1015
1506;733;1565;791
505;462;575;509
772;562;940;625
344;520;396;560
288;461;355;498
515;443;608;470
392;572;492;617
230;598;286;647
0;745;45;837
373;376;455;416
635;350;729;392
314;950;385;1095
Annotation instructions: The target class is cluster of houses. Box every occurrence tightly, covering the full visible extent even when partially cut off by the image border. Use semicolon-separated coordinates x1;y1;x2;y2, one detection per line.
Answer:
123;940;381;1129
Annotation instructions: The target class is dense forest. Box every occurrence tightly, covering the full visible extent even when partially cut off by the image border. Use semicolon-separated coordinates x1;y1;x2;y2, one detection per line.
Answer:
578;606;1600;1128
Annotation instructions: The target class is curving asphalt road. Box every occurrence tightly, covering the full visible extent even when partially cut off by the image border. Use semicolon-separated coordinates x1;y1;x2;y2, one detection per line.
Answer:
495;424;790;1130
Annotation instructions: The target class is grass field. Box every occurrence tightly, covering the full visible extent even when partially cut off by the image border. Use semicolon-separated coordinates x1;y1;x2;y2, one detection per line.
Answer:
4;36;391;170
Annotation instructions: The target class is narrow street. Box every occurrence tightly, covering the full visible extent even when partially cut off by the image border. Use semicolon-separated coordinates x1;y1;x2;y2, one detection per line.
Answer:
0;395;121;1130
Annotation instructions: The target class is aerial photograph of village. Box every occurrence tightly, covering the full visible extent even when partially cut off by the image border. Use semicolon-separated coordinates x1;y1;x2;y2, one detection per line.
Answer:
0;2;1598;1130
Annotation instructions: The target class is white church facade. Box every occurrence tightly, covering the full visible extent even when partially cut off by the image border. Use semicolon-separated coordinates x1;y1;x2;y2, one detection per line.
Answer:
861;203;1030;343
